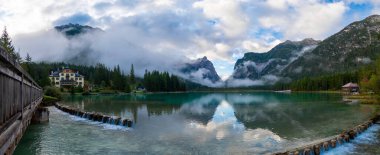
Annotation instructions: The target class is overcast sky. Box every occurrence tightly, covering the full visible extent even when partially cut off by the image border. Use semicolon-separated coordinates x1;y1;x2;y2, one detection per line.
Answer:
0;0;379;79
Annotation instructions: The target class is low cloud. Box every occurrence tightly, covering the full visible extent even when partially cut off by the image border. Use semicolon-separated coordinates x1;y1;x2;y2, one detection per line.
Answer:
175;68;224;88
226;75;280;88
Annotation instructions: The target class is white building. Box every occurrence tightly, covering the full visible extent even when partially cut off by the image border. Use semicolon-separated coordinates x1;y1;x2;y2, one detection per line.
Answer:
49;67;84;88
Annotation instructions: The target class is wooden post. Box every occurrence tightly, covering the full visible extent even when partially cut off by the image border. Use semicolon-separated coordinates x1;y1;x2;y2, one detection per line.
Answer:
29;84;32;109
20;75;23;119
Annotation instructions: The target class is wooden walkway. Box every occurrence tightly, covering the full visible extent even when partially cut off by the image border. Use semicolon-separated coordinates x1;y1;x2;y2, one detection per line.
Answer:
0;46;43;154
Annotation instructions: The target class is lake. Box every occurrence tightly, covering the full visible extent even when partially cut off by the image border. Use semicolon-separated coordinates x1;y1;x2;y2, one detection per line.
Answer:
14;92;379;154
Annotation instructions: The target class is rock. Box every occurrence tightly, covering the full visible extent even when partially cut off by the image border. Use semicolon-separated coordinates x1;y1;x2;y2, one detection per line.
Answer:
114;117;121;125
78;111;84;117
344;134;350;142
330;140;337;148
323;142;329;151
127;120;133;127
313;145;321;155
303;148;311;155
336;136;343;145
293;151;299;155
103;116;110;123
88;113;94;120
122;119;128;126
348;130;356;139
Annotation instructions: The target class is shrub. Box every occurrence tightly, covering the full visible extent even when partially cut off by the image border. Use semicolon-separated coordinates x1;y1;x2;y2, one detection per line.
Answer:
42;95;59;106
44;86;62;99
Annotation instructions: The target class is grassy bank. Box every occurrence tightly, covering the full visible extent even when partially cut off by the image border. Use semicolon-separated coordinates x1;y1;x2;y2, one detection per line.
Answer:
41;95;60;106
344;94;380;104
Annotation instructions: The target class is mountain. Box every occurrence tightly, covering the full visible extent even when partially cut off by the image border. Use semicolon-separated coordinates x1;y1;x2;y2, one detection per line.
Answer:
54;23;102;38
233;38;320;80
281;15;380;79
53;24;103;65
180;56;221;83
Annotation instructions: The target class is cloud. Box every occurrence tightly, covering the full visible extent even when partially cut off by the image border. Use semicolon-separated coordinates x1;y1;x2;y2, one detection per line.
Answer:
257;1;348;40
2;0;379;85
193;0;249;38
226;75;280;87
176;68;225;87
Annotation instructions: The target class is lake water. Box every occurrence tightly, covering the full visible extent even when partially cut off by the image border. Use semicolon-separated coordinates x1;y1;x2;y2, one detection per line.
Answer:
14;92;379;154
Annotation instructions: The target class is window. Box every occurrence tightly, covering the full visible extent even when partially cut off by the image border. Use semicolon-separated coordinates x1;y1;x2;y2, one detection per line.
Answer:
61;78;64;80
75;78;78;80
71;74;74;76
79;78;82;80
56;77;59;80
56;82;59;84
60;73;63;76
79;82;82;85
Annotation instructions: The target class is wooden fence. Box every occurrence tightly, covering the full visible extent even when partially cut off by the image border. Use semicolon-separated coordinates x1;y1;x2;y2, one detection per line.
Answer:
0;46;42;133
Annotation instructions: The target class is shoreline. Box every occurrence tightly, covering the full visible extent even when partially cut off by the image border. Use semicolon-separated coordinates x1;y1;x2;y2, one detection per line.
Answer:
63;90;345;95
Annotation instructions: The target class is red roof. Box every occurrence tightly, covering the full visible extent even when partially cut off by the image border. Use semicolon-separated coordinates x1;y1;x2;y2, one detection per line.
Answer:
342;82;359;88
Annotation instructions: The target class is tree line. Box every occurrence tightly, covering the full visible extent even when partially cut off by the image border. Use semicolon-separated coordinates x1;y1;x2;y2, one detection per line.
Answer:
22;61;136;92
21;60;189;92
274;72;359;91
143;70;186;92
274;57;380;93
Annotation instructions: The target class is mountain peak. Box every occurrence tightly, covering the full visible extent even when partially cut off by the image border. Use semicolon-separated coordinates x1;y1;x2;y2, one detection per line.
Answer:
301;38;319;44
282;38;320;46
233;38;318;80
180;56;221;83
199;56;208;62
55;23;102;37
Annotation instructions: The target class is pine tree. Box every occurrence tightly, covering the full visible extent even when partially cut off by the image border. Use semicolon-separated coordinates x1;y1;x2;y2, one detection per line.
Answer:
130;64;135;84
15;51;22;63
0;27;15;56
25;53;32;62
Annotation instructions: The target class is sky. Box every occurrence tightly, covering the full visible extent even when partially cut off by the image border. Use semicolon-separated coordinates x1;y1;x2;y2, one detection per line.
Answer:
0;0;379;80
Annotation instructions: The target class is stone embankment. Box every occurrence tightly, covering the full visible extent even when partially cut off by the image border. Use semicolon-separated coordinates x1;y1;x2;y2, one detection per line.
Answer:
274;114;380;155
54;103;133;127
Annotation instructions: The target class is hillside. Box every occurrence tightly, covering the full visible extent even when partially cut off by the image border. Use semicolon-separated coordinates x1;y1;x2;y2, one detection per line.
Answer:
281;15;380;79
233;38;320;80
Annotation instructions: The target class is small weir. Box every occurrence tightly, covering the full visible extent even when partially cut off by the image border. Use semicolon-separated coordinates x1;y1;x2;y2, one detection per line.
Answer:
274;114;380;155
54;103;133;127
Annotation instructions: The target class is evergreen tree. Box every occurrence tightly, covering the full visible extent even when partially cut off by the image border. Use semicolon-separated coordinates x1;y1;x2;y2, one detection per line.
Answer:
15;51;22;63
25;53;32;62
130;64;135;84
0;27;15;56
143;70;186;92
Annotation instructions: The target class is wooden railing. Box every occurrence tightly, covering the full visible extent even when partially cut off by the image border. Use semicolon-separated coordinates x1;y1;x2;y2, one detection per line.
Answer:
0;46;43;133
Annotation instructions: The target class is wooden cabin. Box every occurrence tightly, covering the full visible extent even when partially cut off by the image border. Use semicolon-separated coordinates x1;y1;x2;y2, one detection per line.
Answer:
342;82;359;94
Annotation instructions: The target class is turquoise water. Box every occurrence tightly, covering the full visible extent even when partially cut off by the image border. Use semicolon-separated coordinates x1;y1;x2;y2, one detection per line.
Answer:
14;92;379;154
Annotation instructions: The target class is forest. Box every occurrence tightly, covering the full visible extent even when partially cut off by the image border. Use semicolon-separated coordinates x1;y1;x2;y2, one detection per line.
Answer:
143;70;186;92
21;61;191;93
273;58;380;93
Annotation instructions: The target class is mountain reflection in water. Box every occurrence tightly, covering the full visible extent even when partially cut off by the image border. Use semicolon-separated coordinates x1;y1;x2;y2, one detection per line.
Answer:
15;92;377;155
